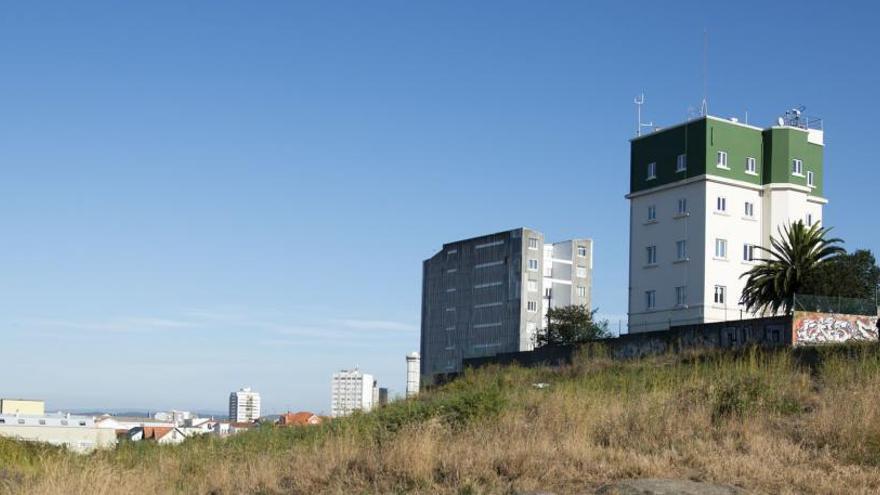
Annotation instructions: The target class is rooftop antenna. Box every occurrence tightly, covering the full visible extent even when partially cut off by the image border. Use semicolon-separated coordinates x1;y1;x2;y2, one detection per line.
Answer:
700;30;709;116
634;93;653;137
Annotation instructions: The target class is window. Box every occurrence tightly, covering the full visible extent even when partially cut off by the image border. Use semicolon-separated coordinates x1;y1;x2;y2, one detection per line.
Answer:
714;285;726;304
528;237;539;250
544;287;552;298
18;419;25;425
746;157;757;174
792;159;804;176
676;240;687;260
743;244;755;261
744;201;754;218
647;205;657;221
676;153;687;172
38;419;46;425
716;196;727;212
79;421;87;426
576;265;587;278
806;213;814;226
577;286;586;297
527;259;539;271
527;280;538;292
807;171;815;187
675;286;687;306
646;245;657;265
716;151;728;168
715;239;728;259
0;419;4;424
645;290;656;310
577;246;588;257
646;162;657;180
61;420;68;426
677;198;688;215
527;301;538;312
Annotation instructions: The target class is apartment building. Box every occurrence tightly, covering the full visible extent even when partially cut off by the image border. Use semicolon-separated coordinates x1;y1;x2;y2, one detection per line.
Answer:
420;228;593;382
627;111;826;332
330;369;376;418
228;387;261;423
0;413;117;453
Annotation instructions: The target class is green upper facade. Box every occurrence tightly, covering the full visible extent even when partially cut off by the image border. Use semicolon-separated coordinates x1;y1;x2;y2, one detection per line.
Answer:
630;116;824;196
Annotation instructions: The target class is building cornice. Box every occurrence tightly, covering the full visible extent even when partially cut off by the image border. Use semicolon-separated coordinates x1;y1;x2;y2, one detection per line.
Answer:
627;174;829;204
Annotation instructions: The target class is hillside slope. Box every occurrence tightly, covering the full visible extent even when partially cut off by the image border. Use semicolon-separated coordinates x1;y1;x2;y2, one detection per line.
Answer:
3;345;880;494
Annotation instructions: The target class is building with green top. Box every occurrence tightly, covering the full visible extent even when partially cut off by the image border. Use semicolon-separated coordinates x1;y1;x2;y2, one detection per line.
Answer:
627;111;827;332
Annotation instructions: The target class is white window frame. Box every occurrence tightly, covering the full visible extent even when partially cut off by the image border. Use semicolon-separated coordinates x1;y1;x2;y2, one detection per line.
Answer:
576;265;587;278
646;245;657;265
528;237;539;250
715;238;728;259
744;202;754;218
806;213;814;226
676;153;687;172
577;246;587;257
676;240;687;261
645;290;656;310
745;157;757;175
716;151;728;169
743;244;755;262
675;286;687;306
527;280;538;292
792;158;804;176
677;198;688;215
527;259;539;272
714;285;726;305
807;170;815;188
577;285;586;297
647;205;657;221
527;300;537;313
646;162;657;180
716;196;727;212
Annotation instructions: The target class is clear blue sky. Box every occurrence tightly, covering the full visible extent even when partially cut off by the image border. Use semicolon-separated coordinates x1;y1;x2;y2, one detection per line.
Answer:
2;1;877;414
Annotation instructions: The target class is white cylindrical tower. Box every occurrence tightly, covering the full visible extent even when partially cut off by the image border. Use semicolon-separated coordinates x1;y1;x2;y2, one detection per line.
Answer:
405;352;420;398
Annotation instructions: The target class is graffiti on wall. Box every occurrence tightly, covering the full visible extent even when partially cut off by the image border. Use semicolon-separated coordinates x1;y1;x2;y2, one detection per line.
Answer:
793;311;880;346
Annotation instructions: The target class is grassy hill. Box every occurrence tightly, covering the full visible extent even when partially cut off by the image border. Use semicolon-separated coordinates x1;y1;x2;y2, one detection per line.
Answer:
3;345;880;494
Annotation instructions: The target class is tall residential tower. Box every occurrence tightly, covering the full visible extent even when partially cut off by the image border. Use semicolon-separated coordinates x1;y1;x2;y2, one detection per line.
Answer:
627;112;826;332
421;228;592;382
228;387;261;423
330;369;376;418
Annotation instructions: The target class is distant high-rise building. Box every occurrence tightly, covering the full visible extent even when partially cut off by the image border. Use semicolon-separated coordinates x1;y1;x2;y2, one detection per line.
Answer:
228;387;261;423
405;352;420;397
420;228;592;382
330;369;375;418
378;387;389;406
627;113;826;332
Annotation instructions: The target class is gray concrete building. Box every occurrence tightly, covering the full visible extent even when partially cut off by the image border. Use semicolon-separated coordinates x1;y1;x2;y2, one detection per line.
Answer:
420;227;592;383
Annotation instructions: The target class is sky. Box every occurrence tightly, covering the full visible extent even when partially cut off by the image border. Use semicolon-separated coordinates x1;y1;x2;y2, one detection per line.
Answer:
2;1;878;415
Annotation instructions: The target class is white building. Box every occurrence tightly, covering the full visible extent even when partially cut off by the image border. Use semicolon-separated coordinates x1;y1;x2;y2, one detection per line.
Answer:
405;352;420;398
331;369;375;418
627;112;826;332
228;387;261;423
0;413;117;453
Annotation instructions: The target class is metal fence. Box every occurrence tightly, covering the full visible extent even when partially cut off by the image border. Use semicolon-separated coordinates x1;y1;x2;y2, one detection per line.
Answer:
793;293;879;316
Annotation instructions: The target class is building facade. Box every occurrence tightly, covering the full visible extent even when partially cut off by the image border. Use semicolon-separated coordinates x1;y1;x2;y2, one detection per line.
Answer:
627;113;826;333
0;399;45;416
228;387;261;423
405;352;420;397
0;413;117;453
330;369;375;418
420;228;593;381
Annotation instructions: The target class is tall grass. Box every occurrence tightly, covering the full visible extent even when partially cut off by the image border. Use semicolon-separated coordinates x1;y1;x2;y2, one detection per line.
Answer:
4;345;880;494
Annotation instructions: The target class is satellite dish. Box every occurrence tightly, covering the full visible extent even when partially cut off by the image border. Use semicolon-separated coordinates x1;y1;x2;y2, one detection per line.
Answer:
777;117;785;126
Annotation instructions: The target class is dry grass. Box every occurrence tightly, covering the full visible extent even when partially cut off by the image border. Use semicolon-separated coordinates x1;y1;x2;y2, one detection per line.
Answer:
4;345;880;494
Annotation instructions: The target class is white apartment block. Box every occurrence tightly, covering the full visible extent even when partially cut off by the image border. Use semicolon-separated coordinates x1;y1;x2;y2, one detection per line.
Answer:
228;387;261;423
331;369;376;418
628;113;826;332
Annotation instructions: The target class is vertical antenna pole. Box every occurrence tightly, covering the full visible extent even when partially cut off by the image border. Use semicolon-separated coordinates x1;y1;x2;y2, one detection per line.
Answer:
701;30;708;116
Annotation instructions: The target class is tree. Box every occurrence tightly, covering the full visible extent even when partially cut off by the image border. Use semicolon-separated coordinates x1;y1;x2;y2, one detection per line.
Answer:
536;305;610;347
740;221;844;315
801;249;880;300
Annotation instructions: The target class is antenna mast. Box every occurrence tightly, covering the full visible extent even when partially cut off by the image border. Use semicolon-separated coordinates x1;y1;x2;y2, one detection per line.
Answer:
634;93;653;137
700;30;708;116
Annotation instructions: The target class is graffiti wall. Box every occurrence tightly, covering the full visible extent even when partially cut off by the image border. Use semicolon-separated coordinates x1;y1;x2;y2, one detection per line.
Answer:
793;311;880;346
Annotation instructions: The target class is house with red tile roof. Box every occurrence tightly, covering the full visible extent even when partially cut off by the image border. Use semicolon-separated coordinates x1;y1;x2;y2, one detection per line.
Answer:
277;411;322;426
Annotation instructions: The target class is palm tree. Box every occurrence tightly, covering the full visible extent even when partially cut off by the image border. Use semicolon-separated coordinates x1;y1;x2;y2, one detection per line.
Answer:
740;221;844;315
